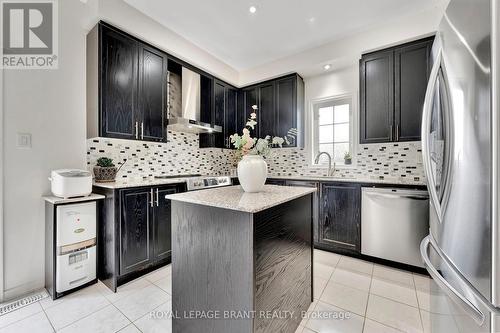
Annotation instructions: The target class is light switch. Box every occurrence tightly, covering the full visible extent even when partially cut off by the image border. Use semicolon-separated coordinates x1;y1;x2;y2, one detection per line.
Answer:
17;133;32;149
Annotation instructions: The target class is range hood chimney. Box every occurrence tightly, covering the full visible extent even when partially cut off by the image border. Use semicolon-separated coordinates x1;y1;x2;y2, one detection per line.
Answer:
167;67;221;134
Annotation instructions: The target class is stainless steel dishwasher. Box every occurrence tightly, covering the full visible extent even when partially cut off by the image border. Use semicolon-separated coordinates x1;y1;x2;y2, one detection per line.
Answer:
361;187;429;268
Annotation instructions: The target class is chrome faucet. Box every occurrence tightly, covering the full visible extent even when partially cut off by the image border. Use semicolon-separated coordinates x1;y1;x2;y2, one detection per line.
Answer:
314;152;335;176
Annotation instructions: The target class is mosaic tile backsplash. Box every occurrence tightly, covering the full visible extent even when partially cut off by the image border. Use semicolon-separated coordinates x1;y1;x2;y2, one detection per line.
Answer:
87;132;425;184
86;131;235;179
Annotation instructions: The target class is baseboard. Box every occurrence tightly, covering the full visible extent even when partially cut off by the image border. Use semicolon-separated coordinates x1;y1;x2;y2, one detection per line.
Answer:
3;280;45;303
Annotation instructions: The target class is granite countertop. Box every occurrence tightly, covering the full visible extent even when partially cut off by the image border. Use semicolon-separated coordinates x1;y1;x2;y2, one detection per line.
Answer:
92;177;193;189
165;185;316;213
268;175;427;186
92;174;426;190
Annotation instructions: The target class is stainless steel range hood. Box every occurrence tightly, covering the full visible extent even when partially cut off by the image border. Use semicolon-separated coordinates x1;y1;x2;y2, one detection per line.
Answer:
167;67;221;134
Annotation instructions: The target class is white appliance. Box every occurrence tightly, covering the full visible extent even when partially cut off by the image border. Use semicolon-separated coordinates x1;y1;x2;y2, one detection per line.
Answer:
49;169;92;198
55;202;96;293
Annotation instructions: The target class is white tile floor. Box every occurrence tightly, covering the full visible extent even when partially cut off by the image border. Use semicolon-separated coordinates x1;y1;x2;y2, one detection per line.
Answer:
0;250;433;333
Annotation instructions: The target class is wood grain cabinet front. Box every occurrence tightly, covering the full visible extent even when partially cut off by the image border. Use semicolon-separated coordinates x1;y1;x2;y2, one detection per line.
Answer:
87;22;168;142
94;183;185;292
318;182;361;253
360;36;434;143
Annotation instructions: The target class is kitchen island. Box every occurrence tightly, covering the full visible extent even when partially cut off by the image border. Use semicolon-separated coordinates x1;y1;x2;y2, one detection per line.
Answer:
166;185;315;333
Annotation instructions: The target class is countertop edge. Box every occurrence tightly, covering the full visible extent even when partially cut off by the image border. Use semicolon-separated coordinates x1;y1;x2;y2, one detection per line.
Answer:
167;186;316;213
43;193;106;204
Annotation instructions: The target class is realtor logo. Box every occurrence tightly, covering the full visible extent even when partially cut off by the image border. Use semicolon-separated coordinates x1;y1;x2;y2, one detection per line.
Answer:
1;0;58;69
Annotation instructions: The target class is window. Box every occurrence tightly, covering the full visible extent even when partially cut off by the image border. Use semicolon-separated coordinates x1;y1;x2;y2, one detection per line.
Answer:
313;97;353;165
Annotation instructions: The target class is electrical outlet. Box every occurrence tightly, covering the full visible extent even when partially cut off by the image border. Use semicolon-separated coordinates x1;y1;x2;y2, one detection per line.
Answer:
17;133;32;149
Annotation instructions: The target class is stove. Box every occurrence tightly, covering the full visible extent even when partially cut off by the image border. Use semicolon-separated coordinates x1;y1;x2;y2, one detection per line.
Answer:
154;174;201;179
186;176;232;191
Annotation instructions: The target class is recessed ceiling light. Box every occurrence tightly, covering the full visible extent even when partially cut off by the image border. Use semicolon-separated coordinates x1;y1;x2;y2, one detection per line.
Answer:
308;17;316;23
323;64;331;71
249;6;257;14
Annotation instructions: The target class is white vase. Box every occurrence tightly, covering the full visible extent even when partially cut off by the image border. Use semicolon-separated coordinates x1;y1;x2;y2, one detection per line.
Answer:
237;155;268;193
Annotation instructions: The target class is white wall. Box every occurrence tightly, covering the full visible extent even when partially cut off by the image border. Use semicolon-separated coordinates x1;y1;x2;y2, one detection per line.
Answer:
2;0;95;300
304;66;359;161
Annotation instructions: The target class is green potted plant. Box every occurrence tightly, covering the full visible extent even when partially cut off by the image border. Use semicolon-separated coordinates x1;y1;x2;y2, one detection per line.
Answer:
93;157;118;182
344;152;352;165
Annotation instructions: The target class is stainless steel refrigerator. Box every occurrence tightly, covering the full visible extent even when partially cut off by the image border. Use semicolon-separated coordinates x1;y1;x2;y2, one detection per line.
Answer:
420;0;500;331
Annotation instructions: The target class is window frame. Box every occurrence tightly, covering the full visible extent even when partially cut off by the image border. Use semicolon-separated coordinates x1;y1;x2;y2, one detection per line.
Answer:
312;95;355;167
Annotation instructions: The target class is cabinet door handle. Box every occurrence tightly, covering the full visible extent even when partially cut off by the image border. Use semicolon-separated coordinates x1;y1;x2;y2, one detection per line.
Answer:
155;188;159;207
150;188;154;207
166;70;171;117
141;122;144;140
135;122;139;140
396;125;400;141
389;124;393;141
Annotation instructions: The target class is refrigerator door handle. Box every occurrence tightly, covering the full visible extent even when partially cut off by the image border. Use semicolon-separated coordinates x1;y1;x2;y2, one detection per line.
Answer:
420;236;485;325
421;49;444;221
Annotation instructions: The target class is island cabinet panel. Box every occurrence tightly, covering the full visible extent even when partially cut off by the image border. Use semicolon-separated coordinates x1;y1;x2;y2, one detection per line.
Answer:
119;188;153;275
170;190;313;333
172;203;254;333
318;182;361;253
253;195;312;333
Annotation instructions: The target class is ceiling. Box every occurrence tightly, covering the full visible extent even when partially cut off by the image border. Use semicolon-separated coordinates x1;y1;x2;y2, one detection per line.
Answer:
124;0;442;71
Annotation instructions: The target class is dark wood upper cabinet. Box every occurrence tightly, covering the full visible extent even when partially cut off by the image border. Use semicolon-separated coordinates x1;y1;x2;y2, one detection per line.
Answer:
89;22;305;148
225;87;238;143
240;86;259;138
139;44;167;142
258;82;276;138
318;182;361;253
99;26;139;140
199;80;238;149
395;39;433;141
360;36;434;144
88;22;167;142
360;49;394;143
276;76;304;147
235;74;304;148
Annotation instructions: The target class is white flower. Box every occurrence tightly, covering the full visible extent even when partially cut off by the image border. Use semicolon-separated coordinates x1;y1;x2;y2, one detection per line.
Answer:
250;112;257;119
251;105;258;110
246;119;257;130
272;136;285;148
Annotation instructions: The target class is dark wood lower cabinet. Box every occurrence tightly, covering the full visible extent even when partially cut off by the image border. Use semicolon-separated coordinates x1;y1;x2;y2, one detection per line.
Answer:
120;188;153;275
318;182;361;253
153;187;177;262
94;183;185;292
